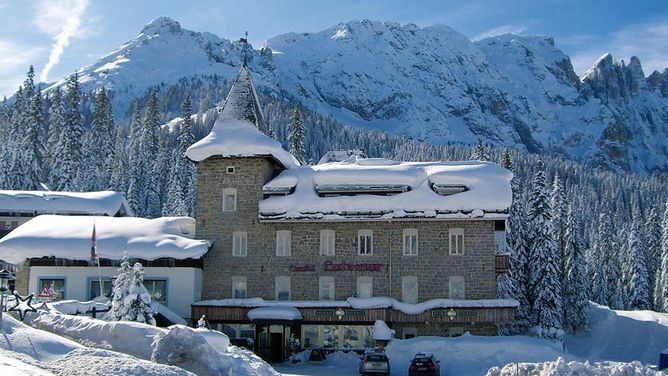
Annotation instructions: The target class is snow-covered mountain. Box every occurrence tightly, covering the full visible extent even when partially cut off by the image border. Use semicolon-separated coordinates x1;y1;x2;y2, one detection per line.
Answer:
47;17;668;173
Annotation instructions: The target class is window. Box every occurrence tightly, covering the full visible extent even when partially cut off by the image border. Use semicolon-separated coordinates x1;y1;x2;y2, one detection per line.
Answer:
38;278;65;301
495;231;507;254
226;166;235;174
403;229;418;256
89;279;112;300
449;276;465;299
319;276;335;300
449;228;465;255
144;279;167;303
357;276;373;298
222;188;237;212
358;230;373;255
232;231;247;256
401;276;418;304
320;230;335;256
275;276;291;300
275;231;291;257
232;276;247;299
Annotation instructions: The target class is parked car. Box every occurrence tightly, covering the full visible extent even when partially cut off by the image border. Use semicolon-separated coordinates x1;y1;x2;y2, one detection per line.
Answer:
408;353;440;376
359;351;390;375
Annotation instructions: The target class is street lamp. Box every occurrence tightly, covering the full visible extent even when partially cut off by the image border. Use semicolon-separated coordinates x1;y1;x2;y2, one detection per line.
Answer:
0;269;15;331
447;308;457;322
335;308;345;321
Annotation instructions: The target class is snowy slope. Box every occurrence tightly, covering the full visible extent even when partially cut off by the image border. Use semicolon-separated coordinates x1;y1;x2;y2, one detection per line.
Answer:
42;17;668;173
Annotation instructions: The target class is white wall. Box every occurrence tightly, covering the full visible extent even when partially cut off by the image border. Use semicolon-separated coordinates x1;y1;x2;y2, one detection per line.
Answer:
29;266;201;320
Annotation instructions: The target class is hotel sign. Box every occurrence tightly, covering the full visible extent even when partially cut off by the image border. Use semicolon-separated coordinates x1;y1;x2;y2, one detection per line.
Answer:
289;261;385;273
314;309;365;317
432;309;478;318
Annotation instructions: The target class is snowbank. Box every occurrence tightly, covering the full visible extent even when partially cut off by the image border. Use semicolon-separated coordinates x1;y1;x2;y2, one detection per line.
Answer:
372;320;394;341
194;296;518;315
185;66;299;168
260;158;512;220
0;190;131;216
0;215;210;264
486;357;663;376
564;302;668;364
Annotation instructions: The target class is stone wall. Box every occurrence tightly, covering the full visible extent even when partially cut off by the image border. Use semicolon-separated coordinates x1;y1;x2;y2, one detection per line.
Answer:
196;157;498;302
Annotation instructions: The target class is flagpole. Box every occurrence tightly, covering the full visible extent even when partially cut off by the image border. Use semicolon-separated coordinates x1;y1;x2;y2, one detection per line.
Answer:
92;222;104;299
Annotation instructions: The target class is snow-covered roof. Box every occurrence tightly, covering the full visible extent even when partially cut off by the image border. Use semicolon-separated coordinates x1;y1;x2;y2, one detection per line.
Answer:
260;157;512;221
185;66;299;168
0;215;211;264
247;307;302;321
193;297;519;315
0;190;132;216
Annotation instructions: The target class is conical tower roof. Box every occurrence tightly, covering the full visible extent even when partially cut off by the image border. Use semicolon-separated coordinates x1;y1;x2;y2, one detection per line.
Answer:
185;67;298;168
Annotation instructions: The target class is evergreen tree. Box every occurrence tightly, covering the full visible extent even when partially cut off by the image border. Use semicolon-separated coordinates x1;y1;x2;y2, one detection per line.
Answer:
550;175;567;285
109;126;129;194
124;262;156;325
52;74;83;191
655;202;668;312
470;139;488;161
645;207;661;309
139;92;161;217
288;107;306;164
563;205;589;333
46;87;66;186
105;254;133;321
626;216;651;310
126;101;143;215
163;95;196;216
500;148;512;170
528;160;562;338
81;89;115;191
20;88;45;189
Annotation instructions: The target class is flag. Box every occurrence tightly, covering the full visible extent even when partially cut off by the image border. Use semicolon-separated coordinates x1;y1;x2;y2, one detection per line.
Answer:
90;222;98;261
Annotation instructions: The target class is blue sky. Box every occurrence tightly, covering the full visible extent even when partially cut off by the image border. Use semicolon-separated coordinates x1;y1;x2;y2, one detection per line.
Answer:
0;0;667;97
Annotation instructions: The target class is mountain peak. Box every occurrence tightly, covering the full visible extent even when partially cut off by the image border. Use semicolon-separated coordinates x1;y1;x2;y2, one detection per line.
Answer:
141;16;182;35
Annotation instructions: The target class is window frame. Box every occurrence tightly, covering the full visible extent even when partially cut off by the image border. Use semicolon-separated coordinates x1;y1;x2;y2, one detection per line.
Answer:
357;230;374;255
449;228;465;255
232;231;248;257
448;276;465;299
356;276;373;298
143;278;168;304
319;230;336;256
319;276;335;300
222;188;237;212
87;277;113;301
38;277;66;301
403;228;419;256
401;276;418;304
275;276;291;301
232;276;247;299
275;230;292;257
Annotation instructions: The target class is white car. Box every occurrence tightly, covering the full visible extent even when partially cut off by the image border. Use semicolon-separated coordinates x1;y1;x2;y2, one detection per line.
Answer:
359;352;390;375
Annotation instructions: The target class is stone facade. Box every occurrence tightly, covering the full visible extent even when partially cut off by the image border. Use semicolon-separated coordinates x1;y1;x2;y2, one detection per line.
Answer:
197;157;498;303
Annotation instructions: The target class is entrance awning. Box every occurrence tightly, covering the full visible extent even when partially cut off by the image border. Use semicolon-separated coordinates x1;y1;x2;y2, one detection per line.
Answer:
248;306;302;321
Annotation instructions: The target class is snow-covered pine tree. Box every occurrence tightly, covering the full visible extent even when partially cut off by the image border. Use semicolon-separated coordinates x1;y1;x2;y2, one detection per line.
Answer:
288;107;306;164
656;201;668;312
527;160;562;338
81;89;115;191
550;174;567;286
563;204;589;333
139;92;162;218
645;207;661;309
52;74;83;191
625;207;651;310
46;87;66;186
126;101;143;215
500;148;512;170
470;139;488;161
163;95;196;216
105;254;133;321
124;262;156;326
20;88;45;189
197;314;207;329
109;126;129;193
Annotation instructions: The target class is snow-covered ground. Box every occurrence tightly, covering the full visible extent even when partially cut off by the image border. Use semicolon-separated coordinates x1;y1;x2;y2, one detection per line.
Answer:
1;302;666;375
276;303;667;375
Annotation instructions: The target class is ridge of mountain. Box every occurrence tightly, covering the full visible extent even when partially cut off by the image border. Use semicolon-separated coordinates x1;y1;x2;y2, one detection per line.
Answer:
45;17;668;173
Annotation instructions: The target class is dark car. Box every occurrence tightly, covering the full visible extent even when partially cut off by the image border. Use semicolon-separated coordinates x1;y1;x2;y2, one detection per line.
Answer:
359;351;390;375
408;353;440;376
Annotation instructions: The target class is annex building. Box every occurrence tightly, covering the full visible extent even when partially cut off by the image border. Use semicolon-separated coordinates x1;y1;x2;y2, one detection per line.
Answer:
187;65;517;362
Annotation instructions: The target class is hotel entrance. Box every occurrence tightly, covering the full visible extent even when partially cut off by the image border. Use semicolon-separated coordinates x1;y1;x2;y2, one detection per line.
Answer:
255;322;300;363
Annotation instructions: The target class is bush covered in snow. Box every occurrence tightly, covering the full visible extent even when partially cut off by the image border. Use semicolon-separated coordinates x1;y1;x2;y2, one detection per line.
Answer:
485;357;663;376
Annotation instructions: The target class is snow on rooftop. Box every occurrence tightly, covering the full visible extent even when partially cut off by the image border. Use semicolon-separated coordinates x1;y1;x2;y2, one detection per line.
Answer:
185;66;299;168
260;157;512;220
247;306;303;321
0;190;132;216
193;297;519;315
0;215;210;264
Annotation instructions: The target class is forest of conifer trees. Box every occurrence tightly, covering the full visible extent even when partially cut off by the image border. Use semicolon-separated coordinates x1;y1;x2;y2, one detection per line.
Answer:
2;66;668;337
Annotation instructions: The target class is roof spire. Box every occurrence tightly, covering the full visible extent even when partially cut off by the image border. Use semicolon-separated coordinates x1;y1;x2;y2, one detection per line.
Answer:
241;31;249;68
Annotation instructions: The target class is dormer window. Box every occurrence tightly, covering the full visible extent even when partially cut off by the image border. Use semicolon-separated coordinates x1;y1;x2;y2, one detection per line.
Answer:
316;184;409;197
432;184;467;196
